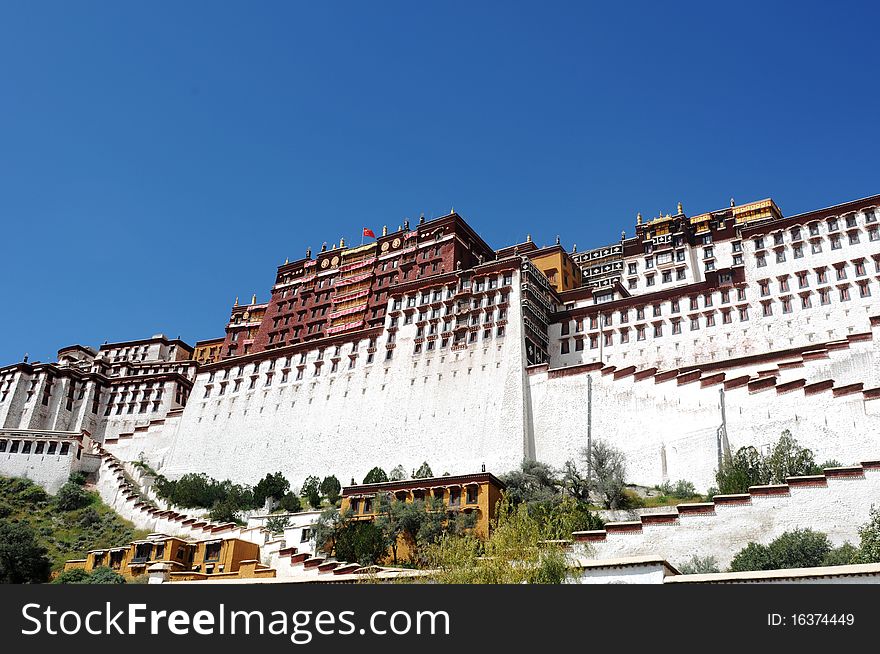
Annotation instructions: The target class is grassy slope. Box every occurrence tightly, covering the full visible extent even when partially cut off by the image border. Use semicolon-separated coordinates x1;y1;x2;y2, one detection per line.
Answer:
0;476;150;573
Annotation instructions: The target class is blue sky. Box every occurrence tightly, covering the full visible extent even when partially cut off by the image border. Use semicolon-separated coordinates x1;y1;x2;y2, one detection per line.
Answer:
1;1;878;363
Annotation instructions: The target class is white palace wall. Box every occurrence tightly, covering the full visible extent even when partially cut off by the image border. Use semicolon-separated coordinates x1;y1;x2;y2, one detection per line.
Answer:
529;329;880;491
154;274;530;488
573;462;880;570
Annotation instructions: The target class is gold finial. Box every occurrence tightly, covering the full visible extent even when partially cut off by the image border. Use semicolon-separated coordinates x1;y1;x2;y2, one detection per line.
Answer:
382;225;388;236
284;257;289;264
637;212;642;225
251;294;257;305
234;296;239;307
340;236;345;248
677;201;683;214
526;234;532;243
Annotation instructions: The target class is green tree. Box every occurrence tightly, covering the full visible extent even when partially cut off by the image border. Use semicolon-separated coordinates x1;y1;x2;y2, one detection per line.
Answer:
278;492;302;513
539;496;604;540
715;446;769;495
0;520;52;583
301;476;322;509
412;462;433;479
312;507;346;556
54;481;92;512
857;505;880;563
389;465;407;481
730;529;832;572
765;430;817;483
580;440;627;509
561;460;590;502
500;460;560;505
320;475;342;505
265;515;291;534
253;472;290;509
334;521;387;566
363;467;389;484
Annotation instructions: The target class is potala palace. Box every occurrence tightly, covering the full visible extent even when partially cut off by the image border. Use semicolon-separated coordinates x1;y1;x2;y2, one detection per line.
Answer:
3;191;880;501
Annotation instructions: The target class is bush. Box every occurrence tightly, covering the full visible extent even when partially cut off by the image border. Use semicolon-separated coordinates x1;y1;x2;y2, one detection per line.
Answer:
730;529;831;572
0;520;52;583
678;555;720;574
87;566;126;584
671;480;697;499
823;543;859;566
54;482;92;512
54;568;91;584
718;431;818;495
69;472;88;486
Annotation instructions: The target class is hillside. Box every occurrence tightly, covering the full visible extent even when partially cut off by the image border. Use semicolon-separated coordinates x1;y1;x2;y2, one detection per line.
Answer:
0;475;150;575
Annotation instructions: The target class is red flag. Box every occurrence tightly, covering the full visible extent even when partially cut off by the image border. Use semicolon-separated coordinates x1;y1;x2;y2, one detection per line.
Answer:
363;227;376;238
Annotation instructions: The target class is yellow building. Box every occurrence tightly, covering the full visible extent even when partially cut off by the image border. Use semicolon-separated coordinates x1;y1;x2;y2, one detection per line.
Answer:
192;337;225;365
495;238;581;291
63;533;274;581
339;472;506;561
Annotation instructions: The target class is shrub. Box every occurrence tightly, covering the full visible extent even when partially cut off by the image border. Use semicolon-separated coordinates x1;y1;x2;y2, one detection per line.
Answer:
54;482;92;512
0;520;52;583
823;543;859;566
730;529;831;572
54;568;91;584
68;472;88;486
87;566;126;584
671;480;697;499
678;555;720;574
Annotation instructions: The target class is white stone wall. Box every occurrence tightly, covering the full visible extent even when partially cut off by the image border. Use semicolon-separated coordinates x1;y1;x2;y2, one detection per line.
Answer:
159;270;528;488
574;465;880;570
0;436;91;493
529;355;880;492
